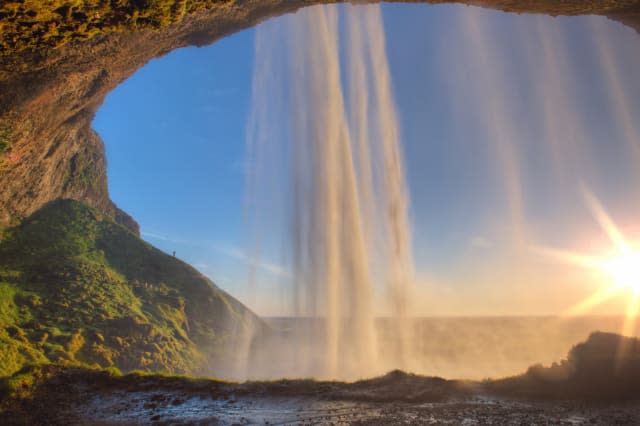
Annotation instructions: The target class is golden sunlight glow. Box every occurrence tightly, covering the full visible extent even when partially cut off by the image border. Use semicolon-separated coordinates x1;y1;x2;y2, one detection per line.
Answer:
602;251;640;295
539;189;640;336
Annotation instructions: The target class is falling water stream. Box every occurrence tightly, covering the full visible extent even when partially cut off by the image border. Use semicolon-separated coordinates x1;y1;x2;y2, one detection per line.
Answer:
241;4;640;381
247;4;413;380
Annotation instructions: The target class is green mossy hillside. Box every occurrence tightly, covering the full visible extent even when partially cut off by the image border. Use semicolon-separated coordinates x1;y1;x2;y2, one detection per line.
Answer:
0;199;261;377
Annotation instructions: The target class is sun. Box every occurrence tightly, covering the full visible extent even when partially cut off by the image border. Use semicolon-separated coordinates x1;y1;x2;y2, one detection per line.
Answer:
602;250;640;295
538;188;640;337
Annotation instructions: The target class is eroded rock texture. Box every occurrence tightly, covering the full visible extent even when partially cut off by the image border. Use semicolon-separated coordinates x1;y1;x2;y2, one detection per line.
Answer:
1;0;639;231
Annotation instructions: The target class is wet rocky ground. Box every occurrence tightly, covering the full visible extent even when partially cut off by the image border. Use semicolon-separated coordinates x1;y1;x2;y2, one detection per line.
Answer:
79;391;640;425
2;366;640;425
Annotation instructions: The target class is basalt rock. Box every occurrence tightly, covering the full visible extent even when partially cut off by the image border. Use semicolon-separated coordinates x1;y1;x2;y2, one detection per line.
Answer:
0;1;639;230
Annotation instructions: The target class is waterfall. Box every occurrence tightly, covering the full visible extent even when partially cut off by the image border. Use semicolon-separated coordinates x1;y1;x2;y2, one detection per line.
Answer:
242;3;640;381
246;4;413;379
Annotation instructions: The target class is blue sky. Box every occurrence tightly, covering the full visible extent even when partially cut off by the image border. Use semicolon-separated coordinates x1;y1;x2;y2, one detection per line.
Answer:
93;4;640;316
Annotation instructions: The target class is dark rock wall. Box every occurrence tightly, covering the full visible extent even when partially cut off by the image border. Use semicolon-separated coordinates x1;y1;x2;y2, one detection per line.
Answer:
1;0;639;232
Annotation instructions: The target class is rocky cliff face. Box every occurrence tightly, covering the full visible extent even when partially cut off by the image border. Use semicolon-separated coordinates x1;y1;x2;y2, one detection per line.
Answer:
0;0;639;231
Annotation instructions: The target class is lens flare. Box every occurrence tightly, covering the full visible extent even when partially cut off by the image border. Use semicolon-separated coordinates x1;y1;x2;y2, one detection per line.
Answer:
539;188;640;337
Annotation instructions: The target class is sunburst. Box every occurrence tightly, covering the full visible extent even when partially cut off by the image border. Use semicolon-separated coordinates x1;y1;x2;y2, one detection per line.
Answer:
538;188;640;337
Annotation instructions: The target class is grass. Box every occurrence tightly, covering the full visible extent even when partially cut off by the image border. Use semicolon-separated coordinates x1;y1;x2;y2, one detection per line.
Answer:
0;199;260;378
0;364;52;401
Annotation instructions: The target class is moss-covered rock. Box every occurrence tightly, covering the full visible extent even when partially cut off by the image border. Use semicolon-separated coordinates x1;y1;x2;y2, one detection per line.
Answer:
0;199;263;377
0;0;237;54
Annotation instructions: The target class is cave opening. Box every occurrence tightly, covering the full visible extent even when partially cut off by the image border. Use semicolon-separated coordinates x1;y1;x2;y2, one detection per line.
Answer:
91;3;640;380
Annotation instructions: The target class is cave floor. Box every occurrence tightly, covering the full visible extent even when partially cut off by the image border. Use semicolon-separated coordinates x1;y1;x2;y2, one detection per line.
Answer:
4;367;640;425
74;392;640;425
48;389;640;425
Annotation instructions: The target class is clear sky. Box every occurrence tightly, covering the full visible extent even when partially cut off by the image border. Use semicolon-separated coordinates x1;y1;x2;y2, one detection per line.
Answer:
93;4;640;317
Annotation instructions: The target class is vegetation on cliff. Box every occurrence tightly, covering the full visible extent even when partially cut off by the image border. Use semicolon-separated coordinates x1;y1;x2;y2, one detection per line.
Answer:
0;0;236;54
1;1;639;54
0;199;261;378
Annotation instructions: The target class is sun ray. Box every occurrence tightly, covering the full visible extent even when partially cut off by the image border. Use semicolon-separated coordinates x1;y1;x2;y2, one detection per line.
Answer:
538;189;640;337
564;284;620;316
581;185;631;254
534;246;608;271
621;293;640;338
616;293;640;368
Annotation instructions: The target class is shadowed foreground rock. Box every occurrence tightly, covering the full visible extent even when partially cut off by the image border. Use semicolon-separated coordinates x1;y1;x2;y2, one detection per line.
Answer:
488;332;640;400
